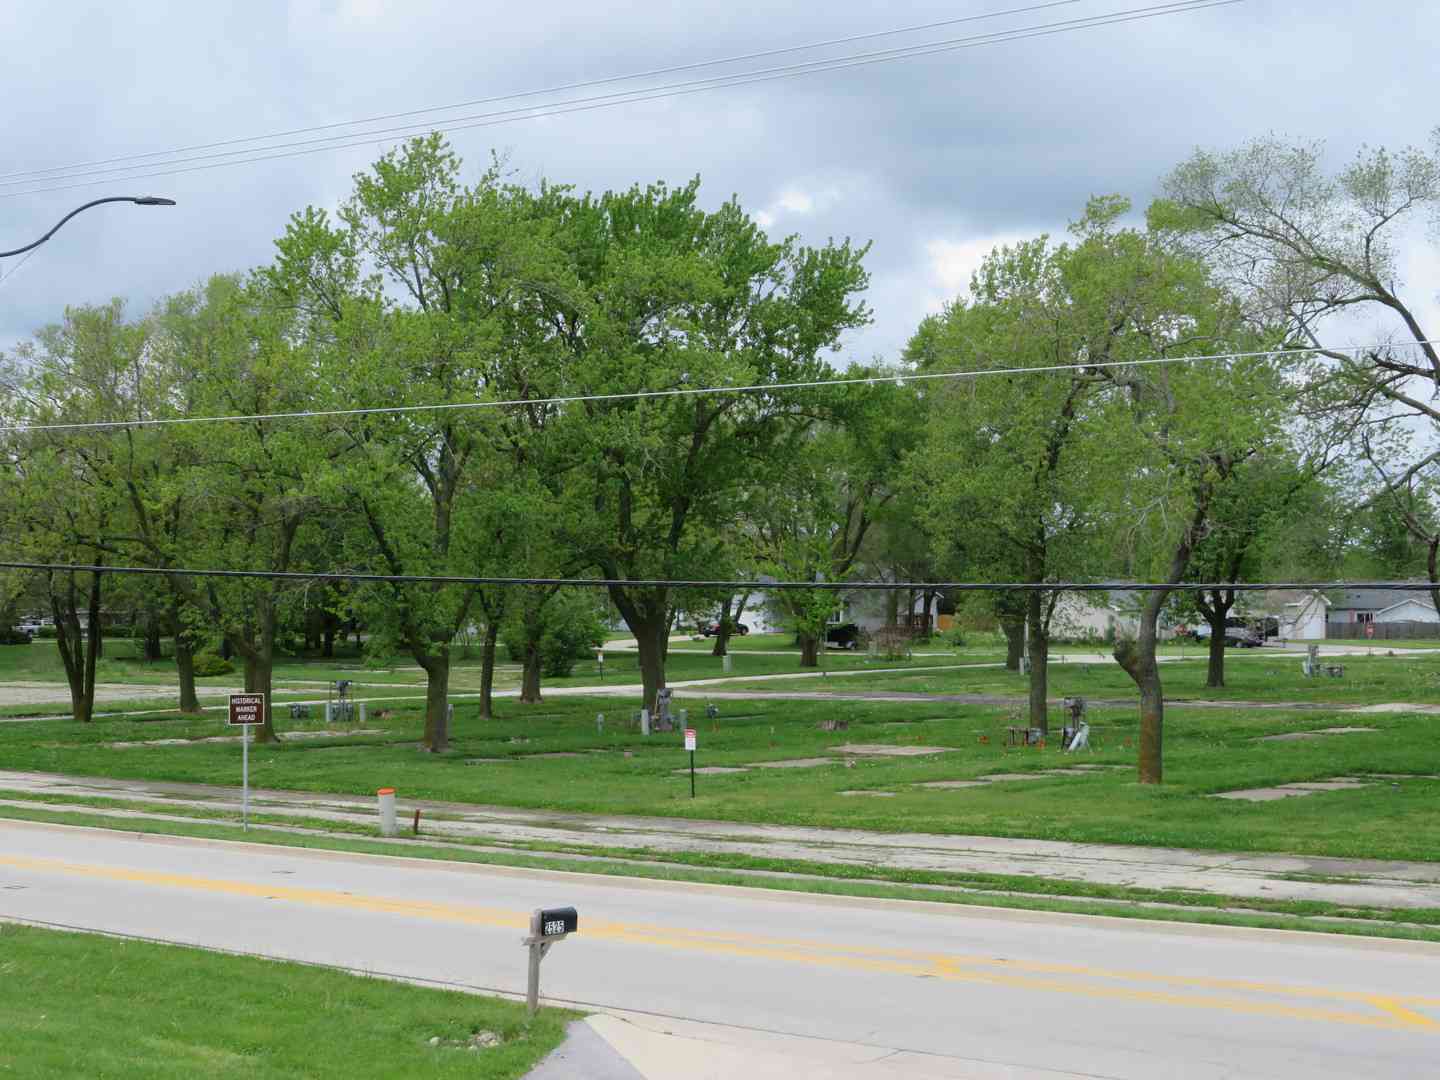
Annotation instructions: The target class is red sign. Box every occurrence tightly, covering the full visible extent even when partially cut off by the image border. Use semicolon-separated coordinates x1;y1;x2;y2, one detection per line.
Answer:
228;692;265;726
684;728;696;752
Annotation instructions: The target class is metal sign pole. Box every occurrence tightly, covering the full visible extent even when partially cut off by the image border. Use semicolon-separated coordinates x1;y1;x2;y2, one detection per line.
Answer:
690;749;695;798
242;722;249;832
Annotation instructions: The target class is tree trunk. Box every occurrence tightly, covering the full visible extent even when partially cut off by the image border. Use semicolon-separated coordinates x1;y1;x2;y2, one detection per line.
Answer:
1206;609;1228;688
886;590;900;628
1025;590;1048;734
1115;620;1163;784
143;617;163;662
240;650;278;744
632;621;668;714
50;571;102;723
174;640;201;714
609;586;671;716
520;643;543;704
415;646;451;751
321;617;336;658
798;632;820;667
1001;615;1025;671
478;622;499;720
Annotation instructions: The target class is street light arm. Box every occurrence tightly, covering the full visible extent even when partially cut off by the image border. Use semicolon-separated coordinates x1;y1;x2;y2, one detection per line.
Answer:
0;195;176;258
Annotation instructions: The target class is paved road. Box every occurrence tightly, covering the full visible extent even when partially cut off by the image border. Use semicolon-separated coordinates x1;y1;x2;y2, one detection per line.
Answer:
1;821;1435;1077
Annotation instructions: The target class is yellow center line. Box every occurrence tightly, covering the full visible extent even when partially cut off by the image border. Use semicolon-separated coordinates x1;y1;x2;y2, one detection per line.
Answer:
2;853;1434;1032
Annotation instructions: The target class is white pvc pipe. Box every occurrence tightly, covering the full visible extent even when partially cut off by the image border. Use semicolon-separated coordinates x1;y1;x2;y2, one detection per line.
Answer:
377;787;397;836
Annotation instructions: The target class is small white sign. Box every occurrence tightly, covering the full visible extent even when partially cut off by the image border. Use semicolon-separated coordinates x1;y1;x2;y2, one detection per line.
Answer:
684;728;696;751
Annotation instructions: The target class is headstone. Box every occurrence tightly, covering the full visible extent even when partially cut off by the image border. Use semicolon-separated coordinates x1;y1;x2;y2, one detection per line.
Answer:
1303;643;1320;678
640;708;651;736
596;713;604;734
723;654;733;673
655;688;674;732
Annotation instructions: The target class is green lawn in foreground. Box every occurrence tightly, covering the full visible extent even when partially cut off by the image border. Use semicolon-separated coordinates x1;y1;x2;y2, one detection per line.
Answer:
0;923;572;1079
5;686;1440;862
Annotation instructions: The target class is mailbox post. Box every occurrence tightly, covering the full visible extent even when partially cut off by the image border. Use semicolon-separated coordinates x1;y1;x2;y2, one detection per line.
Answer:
522;906;577;1016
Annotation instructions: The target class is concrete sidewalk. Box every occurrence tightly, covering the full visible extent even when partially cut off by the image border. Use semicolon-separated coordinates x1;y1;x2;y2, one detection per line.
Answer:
2;768;1438;914
527;1012;1088;1078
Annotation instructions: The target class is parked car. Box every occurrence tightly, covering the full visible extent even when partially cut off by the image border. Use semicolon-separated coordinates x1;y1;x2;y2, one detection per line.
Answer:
1223;626;1263;648
699;621;749;637
825;622;862;650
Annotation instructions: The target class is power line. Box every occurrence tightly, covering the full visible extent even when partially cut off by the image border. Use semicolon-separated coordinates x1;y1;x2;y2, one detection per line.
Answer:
3;340;1428;437
0;0;1094;187
3;1;1240;200
0;561;1432;593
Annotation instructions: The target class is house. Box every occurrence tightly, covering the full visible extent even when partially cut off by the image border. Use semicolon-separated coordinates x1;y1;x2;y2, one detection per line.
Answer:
1279;587;1439;639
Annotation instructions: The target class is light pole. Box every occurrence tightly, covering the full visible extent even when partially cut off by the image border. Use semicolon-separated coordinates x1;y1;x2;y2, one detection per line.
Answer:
1;195;176;259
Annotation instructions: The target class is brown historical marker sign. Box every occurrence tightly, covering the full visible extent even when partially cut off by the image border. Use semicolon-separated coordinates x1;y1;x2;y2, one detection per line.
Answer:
228;692;265;726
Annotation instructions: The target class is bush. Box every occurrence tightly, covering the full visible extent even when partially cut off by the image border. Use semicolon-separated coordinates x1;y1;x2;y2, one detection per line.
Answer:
944;627;967;647
37;626;58;639
0;628;33;645
502;592;607;678
191;651;235;677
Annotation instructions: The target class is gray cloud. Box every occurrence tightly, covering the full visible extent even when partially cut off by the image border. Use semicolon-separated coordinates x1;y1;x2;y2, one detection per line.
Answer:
2;0;1434;362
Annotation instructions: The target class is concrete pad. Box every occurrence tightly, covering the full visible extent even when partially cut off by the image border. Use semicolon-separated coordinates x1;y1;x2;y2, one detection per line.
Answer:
914;780;989;790
1349;702;1440;714
1278;780;1373;791
105;729;383;748
751;757;837;769
526;752;587;759
838;790;896;797
526;1018;646;1080
583;1012;1004;1080
828;743;956;757
674;766;749;775
1257;726;1378;742
1210;787;1319;801
462;758;508;764
981;772;1052;782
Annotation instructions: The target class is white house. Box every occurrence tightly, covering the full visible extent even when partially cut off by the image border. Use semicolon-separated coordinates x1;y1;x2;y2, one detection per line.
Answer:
1279;588;1439;639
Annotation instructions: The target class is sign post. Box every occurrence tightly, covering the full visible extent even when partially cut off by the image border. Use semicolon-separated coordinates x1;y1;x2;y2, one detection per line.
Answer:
685;726;696;798
522;906;578;1016
228;692;265;831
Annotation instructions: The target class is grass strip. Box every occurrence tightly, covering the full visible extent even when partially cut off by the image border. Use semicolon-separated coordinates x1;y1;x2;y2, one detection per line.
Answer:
0;921;573;1079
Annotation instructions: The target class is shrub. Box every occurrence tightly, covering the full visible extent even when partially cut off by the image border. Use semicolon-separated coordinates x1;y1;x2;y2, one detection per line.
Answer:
0;628;33;645
944;627;967;647
191;651;235;677
37;626;58;639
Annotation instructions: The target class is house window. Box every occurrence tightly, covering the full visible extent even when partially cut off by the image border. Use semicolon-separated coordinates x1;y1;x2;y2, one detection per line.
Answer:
1356;612;1375;624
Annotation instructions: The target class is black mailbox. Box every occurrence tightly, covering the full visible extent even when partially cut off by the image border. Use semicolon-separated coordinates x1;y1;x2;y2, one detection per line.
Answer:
536;906;578;938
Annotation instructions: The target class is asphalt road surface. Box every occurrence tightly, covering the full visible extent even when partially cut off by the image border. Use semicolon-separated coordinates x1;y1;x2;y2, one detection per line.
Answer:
1;820;1436;1078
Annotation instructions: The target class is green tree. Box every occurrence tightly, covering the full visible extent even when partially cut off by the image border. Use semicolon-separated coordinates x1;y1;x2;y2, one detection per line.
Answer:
535;179;872;711
1154;132;1440;605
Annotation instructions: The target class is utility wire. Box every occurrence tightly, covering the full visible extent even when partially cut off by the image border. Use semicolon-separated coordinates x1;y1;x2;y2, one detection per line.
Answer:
3;340;1429;437
0;561;1432;593
3;1;1239;200
0;0;1095;186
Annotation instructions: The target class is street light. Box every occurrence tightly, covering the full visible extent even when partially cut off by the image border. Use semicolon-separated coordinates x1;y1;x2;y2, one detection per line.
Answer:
0;195;177;259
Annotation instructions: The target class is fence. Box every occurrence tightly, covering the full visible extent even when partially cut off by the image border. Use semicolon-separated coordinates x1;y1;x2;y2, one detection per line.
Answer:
1326;620;1440;640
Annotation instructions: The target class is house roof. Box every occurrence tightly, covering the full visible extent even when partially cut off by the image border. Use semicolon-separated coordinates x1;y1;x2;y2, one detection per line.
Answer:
1378;596;1438;616
1329;587;1427;612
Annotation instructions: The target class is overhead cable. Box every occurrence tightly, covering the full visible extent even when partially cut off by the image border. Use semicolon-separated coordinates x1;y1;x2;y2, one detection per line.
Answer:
0;0;1095;186
0;561;1433;593
2;1;1240;200
3;340;1430;437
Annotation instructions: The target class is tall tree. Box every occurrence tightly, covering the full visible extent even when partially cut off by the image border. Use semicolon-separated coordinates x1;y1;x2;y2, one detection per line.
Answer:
909;226;1130;733
537;179;872;711
1155;132;1440;605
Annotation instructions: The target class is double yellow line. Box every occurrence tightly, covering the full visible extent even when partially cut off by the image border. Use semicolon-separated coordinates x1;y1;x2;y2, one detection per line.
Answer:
2;853;1435;1032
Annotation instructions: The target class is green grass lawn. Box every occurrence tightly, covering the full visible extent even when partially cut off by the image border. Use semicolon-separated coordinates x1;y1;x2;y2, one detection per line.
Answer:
732;649;1440;705
0;923;572;1079
5;684;1440;862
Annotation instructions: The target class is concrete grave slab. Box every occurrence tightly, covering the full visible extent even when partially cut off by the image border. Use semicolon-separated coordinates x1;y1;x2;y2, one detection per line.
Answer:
827;743;956;758
838;790;896;797
980;772;1053;782
1211;787;1319;801
674;766;749;775
751;758;837;769
913;780;989;790
1256;726;1378;742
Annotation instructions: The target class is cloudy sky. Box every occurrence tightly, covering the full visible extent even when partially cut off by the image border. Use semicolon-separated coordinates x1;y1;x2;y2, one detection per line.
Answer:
1;0;1435;361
